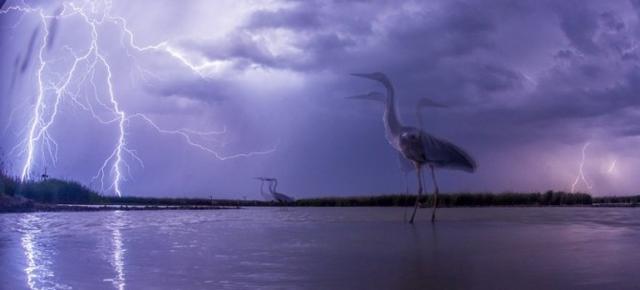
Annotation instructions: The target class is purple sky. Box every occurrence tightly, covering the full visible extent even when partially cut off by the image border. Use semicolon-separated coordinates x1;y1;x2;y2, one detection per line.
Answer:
1;0;639;198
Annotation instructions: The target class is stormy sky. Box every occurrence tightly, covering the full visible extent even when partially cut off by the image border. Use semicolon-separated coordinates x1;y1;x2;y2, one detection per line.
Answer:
1;0;640;198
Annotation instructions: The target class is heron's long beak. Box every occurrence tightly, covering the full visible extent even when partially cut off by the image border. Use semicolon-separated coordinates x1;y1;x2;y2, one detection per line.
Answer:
345;92;385;102
418;98;448;108
350;73;375;80
345;94;371;100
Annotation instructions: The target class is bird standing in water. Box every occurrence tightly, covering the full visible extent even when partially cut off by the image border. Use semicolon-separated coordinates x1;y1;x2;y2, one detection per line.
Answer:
350;72;476;223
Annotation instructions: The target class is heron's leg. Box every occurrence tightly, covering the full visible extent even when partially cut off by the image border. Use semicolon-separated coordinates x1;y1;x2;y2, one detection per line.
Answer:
409;164;423;224
403;172;409;222
420;167;429;207
430;165;439;222
404;172;410;195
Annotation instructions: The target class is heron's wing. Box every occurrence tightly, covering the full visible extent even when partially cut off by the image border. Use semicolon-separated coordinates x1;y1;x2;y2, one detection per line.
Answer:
346;91;385;102
420;133;477;172
397;153;414;173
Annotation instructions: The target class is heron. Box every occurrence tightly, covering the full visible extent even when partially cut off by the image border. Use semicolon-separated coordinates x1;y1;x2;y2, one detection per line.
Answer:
346;92;447;197
255;177;295;203
350;72;476;223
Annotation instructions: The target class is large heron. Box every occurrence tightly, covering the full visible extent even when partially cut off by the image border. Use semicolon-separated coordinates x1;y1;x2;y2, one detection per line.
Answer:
346;91;447;196
350;72;476;223
255;177;295;203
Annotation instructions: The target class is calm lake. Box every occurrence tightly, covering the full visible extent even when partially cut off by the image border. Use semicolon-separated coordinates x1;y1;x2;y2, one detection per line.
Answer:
1;207;639;289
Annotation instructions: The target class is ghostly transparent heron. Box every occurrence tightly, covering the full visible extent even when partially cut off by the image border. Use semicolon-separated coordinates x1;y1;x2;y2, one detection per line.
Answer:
255;177;295;203
350;72;476;223
346;91;447;195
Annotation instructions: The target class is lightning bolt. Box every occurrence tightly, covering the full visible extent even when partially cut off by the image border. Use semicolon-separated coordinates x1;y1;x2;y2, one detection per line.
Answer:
18;9;51;182
607;159;617;174
3;1;277;196
570;142;593;193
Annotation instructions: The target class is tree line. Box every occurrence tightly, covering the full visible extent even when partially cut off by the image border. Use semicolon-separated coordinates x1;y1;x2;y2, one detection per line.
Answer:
294;191;594;207
2;166;638;208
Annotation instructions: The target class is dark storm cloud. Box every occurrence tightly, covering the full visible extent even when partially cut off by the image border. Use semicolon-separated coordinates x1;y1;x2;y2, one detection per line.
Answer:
146;76;230;103
554;2;601;55
7;0;640;197
246;5;322;30
101;0;640;195
629;0;640;19
190;33;280;69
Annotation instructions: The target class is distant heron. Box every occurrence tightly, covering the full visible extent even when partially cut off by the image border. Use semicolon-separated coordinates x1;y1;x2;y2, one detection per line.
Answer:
255;177;295;203
255;177;272;201
350;72;476;223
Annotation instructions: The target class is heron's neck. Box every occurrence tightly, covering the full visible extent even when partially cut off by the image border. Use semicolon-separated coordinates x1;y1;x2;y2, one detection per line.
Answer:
416;107;425;132
383;81;402;139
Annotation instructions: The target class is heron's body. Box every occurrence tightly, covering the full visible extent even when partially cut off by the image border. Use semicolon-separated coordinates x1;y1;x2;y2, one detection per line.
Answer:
350;72;476;222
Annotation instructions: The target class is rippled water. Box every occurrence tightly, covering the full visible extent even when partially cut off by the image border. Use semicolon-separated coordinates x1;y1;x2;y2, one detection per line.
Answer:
1;207;640;289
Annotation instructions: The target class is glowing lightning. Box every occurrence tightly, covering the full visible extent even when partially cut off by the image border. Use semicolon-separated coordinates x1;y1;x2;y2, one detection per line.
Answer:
18;9;50;181
607;159;617;174
3;1;277;196
570;142;593;193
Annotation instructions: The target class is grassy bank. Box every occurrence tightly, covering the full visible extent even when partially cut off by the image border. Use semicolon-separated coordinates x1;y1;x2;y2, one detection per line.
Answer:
296;191;595;207
2;167;639;213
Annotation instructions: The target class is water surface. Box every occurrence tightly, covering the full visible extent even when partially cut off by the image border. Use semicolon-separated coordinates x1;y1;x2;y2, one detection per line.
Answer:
1;207;639;289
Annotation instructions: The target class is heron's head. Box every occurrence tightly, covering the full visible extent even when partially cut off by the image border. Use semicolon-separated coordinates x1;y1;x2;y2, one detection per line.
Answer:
401;131;422;143
345;91;385;103
350;72;391;85
417;97;447;109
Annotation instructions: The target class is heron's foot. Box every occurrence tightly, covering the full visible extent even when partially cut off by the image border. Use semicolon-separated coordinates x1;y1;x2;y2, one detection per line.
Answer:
408;211;417;224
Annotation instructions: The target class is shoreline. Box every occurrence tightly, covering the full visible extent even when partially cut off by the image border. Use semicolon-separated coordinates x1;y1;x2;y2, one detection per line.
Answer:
1;203;638;214
0;203;240;214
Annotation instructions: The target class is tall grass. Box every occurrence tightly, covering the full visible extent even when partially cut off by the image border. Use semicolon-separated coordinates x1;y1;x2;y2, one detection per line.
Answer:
295;191;593;207
0;159;19;197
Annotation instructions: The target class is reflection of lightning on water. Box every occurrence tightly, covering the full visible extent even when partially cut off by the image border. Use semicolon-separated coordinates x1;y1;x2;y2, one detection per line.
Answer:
20;214;71;290
2;2;277;196
108;211;126;290
570;142;592;193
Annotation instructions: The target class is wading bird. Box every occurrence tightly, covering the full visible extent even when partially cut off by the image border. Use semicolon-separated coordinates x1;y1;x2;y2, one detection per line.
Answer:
350;73;476;223
255;177;295;203
346;92;447;196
